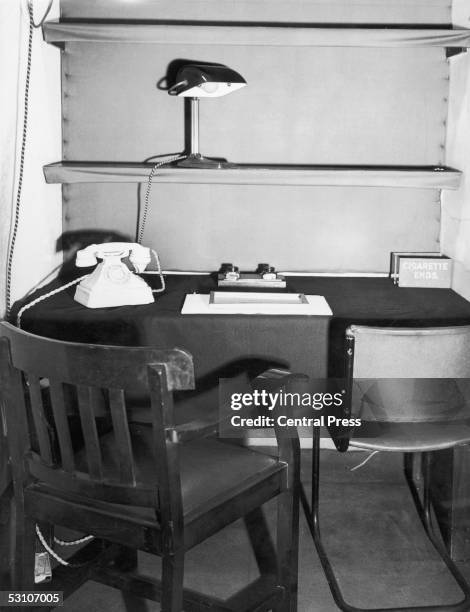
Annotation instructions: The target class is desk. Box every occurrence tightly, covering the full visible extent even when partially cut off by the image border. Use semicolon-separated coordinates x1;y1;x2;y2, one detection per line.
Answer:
14;274;470;560
15;274;470;375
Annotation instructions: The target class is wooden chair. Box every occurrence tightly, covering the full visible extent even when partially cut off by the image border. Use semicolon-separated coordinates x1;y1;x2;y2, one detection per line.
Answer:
0;321;300;612
0;405;13;587
302;325;470;612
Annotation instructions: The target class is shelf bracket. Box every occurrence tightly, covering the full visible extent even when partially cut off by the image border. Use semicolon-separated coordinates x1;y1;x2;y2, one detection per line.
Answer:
446;47;467;59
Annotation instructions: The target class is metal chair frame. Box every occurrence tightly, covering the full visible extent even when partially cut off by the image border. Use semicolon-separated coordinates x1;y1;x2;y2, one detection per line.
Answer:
301;325;470;612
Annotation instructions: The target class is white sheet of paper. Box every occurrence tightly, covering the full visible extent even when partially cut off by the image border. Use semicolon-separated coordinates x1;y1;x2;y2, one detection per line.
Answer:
181;293;333;316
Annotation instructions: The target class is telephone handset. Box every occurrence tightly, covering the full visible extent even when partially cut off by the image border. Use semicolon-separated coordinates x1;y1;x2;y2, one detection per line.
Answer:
74;242;164;308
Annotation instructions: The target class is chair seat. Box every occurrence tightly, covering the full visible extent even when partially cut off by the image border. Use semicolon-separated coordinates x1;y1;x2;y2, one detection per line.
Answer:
350;419;470;452
72;424;284;521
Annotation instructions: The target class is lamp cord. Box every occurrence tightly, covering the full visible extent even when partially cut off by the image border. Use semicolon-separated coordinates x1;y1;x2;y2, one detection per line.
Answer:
29;0;54;27
5;0;54;320
138;154;187;245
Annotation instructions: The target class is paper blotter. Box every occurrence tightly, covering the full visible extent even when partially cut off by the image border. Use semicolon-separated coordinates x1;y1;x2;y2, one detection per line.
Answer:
181;292;332;315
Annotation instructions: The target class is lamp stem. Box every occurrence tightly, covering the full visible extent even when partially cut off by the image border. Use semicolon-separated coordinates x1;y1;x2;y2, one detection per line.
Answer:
189;97;200;156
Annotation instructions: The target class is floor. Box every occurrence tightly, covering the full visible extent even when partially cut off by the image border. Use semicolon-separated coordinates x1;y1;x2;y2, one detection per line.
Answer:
48;450;470;611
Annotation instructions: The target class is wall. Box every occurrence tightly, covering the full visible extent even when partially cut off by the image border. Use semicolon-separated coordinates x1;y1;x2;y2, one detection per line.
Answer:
0;0;61;316
60;0;452;23
444;0;470;300
58;0;450;274
3;1;468;297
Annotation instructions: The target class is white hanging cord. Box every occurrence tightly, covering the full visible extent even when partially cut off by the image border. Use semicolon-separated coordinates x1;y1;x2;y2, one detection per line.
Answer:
350;450;380;472
17;249;166;325
16;275;87;328
140;248;166;294
36;525;95;568
54;534;95;547
35;525;69;567
137;154;187;245
147;249;167;294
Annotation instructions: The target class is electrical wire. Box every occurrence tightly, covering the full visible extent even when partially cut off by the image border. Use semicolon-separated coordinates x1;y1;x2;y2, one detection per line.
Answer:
5;0;55;319
35;525;69;567
29;0;54;28
36;525;95;568
6;3;34;319
138;154;187;245
16;275;87;328
54;534;95;547
142;248;166;294
350;450;379;472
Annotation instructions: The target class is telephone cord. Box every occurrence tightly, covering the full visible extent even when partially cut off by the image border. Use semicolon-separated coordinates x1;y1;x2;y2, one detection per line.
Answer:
53;534;95;547
5;0;55;319
16;275;87;329
142;248;166;294
138;154;187;245
16;254;165;327
36;525;95;568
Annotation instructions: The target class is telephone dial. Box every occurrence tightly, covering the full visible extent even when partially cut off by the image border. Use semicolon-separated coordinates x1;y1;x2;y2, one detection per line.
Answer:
74;242;163;308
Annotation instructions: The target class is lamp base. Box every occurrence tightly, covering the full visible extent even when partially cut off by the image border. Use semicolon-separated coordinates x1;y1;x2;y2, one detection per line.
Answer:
176;154;238;169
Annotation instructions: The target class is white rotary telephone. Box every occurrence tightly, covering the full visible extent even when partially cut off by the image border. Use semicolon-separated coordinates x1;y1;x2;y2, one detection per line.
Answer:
74;242;163;308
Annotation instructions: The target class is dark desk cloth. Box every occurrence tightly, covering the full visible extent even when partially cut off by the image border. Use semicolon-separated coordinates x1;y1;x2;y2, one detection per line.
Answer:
15;274;331;382
15;274;470;382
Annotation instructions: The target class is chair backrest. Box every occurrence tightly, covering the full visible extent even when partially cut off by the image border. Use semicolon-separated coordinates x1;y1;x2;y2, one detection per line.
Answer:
347;325;470;379
0;321;194;510
345;325;470;425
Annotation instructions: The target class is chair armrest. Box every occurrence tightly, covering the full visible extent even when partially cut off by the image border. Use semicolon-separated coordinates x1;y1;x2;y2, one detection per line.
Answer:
165;415;220;443
136;360;287;442
252;369;306;462
252;368;309;393
166;369;308;445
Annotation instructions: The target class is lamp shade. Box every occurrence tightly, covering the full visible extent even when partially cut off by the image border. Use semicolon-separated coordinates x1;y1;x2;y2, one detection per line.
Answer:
168;63;247;98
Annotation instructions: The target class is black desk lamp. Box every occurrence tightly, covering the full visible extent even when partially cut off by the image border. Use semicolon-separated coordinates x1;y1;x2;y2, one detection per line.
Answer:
168;63;247;168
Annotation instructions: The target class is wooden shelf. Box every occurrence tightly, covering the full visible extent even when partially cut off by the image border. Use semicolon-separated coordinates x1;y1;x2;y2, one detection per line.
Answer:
43;21;470;48
43;162;462;190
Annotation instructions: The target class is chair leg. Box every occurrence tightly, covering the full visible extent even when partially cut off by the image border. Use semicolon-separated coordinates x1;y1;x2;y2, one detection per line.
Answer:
300;427;357;612
161;550;184;612
114;545;138;572
114;545;146;612
405;451;470;610
244;507;278;576
301;441;470;612
16;513;36;590
273;484;299;612
0;483;15;589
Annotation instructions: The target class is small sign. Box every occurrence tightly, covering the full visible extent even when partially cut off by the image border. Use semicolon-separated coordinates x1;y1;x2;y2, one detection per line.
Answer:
391;253;452;288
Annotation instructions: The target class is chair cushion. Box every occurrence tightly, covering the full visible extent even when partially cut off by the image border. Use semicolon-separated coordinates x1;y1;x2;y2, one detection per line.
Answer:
350;420;470;452
76;424;283;518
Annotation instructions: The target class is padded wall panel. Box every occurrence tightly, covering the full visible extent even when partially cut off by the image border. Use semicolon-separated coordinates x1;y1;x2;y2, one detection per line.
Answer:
63;183;440;273
60;0;451;25
62;43;448;166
